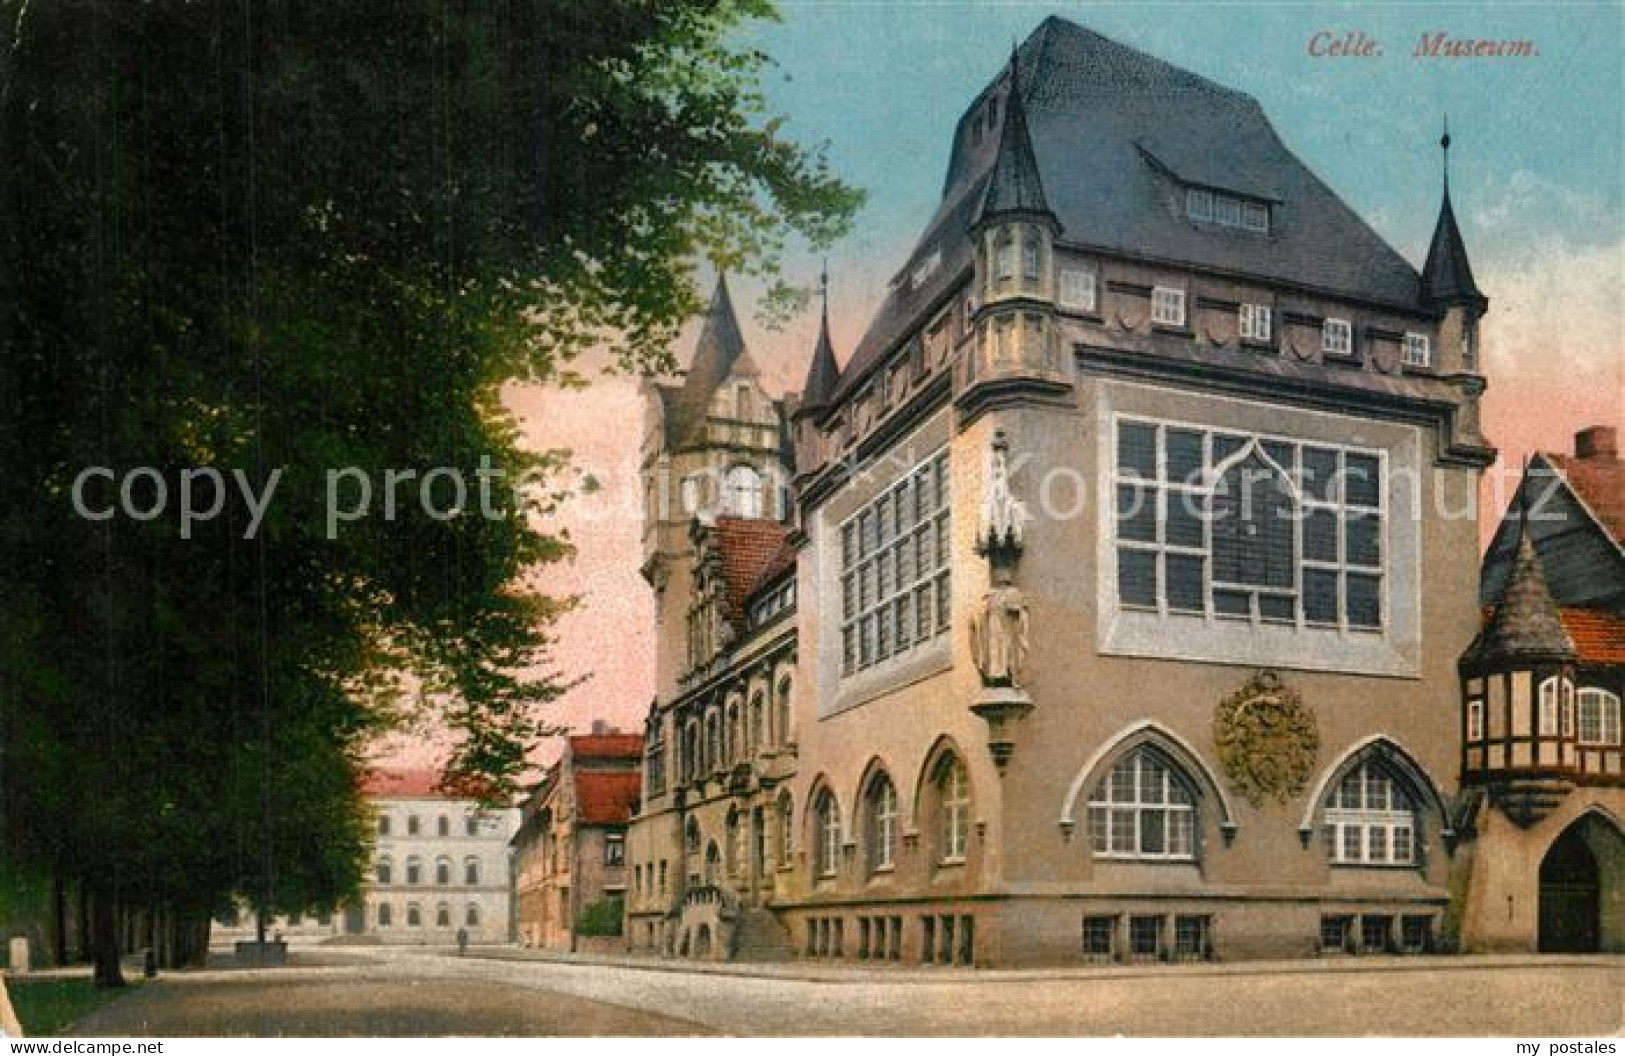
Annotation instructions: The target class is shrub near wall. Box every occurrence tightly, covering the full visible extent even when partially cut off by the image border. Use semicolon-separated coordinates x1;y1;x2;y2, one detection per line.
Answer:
574;897;625;938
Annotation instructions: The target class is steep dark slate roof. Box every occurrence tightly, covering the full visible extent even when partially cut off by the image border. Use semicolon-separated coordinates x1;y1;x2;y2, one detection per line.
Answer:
1463;531;1577;669
977;50;1054;223
1480;453;1625;611
1420;185;1485;306
670;274;756;446
836;16;1425;400
799;303;841;414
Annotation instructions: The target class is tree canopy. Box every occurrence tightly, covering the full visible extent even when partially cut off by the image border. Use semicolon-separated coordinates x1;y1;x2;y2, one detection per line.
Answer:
0;0;861;984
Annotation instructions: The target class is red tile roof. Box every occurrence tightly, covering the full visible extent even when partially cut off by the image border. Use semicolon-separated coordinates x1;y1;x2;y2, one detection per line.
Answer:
713;516;793;623
569;733;644;761
1547;452;1625;548
1559;607;1625;666
573;770;642;826
360;767;447;800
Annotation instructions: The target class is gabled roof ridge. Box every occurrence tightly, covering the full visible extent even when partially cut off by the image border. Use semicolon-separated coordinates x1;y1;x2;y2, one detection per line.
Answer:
1536;451;1625;557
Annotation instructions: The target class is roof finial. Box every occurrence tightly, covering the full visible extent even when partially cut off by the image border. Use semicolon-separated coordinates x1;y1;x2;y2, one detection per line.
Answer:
819;257;830;320
1440;114;1452;193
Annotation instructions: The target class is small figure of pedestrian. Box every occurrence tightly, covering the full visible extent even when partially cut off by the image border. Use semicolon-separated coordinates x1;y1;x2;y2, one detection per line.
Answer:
456;927;469;956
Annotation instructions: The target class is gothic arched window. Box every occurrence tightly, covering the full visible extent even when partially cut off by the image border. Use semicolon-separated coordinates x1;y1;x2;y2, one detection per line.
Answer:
1324;760;1416;866
1087;748;1196;860
814;788;842;878
864;772;899;874
723;465;764;518
935;755;970;863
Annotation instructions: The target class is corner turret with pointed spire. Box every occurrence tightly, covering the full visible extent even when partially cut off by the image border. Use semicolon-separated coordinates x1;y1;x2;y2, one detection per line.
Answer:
1421;120;1489;378
794;265;843;476
961;44;1070;417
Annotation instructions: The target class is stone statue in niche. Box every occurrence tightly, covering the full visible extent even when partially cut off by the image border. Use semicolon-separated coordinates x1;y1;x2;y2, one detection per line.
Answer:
969;429;1034;769
969;582;1029;687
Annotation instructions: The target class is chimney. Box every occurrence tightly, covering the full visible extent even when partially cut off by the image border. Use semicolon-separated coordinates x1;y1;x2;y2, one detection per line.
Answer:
590;719;614;735
1574;425;1618;462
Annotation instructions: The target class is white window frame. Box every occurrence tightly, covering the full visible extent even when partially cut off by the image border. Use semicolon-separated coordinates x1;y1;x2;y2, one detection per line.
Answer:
1151;286;1187;328
1186;188;1213;222
1087;749;1197;861
1112;416;1386;632
838;448;950;679
1322;318;1353;356
816;792;842;878
1239;303;1272;342
938;758;970;864
868;777;898;872
1466;696;1485;742
1240;201;1269;232
1402;332;1431;369
723;464;764;518
1326;762;1416;867
1058;267;1097;312
1578;688;1622;745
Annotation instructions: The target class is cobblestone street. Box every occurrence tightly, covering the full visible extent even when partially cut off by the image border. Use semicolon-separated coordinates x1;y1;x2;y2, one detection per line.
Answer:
59;946;1625;1037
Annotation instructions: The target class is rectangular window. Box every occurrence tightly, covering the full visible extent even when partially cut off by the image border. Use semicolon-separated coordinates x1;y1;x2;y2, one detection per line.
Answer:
1214;195;1241;227
1058;267;1098;312
1114;418;1386;632
605;833;625;867
1320;915;1352;953
1239;303;1272;342
839;449;949;678
1322;318;1353;356
1241;201;1269;232
1360;915;1393;954
1082;916;1116;961
1403;332;1431;368
1401;916;1432;953
1128;915;1162;961
1151;286;1187;328
1186;188;1213;222
1466;696;1485;742
1173;915;1210;961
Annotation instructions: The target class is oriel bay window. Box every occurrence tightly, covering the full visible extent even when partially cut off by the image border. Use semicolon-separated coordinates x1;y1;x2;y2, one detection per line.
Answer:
840;448;950;678
1114;418;1385;631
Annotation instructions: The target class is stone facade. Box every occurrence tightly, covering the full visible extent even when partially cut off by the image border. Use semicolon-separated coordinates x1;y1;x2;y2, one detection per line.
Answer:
622;17;1618;966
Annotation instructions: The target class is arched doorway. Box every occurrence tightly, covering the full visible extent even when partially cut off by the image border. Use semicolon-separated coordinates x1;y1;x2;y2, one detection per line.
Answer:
1538;811;1622;953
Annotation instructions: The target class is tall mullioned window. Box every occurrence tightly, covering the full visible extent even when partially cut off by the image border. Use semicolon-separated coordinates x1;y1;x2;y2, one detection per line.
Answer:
1114;418;1385;631
840;448;951;678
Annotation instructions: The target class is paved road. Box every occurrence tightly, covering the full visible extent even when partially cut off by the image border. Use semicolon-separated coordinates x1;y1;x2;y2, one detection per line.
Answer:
68;946;1624;1037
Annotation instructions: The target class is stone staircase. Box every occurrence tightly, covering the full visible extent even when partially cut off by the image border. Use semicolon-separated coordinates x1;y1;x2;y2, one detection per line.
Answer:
729;907;795;962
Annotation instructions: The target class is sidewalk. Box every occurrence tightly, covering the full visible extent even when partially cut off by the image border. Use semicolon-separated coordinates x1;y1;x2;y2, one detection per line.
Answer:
443;942;1622;986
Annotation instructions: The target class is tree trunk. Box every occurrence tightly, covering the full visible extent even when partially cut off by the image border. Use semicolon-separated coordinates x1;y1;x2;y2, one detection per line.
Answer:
90;890;125;989
52;872;68;967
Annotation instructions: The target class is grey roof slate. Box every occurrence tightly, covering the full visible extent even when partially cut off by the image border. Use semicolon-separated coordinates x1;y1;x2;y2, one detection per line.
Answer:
977;49;1054;224
1464;528;1577;669
1420;185;1485;306
798;302;841;414
835;16;1428;401
669;274;756;446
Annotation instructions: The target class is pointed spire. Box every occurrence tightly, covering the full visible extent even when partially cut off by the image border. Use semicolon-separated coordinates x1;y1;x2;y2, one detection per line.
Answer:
1463;476;1575;669
977;42;1056;226
798;261;840;415
673;271;754;443
1421;117;1486;309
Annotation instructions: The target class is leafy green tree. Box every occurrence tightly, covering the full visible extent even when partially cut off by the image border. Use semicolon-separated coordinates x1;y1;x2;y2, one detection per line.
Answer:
0;0;859;986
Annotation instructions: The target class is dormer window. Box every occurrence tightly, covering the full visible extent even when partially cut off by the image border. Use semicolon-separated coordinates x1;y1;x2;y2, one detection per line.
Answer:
1186;185;1270;234
1152;286;1186;328
911;248;942;290
1322;318;1352;356
1402;333;1431;369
